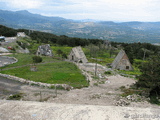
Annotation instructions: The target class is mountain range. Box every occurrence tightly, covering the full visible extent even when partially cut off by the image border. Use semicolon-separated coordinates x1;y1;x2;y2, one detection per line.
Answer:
1;9;160;43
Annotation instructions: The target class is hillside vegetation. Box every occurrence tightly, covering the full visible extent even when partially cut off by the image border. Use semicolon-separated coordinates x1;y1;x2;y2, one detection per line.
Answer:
1;25;160;104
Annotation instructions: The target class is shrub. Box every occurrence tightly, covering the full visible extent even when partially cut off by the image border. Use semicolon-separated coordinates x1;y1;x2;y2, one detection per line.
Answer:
93;83;98;86
119;86;126;90
7;93;23;100
104;71;112;75
62;53;67;59
32;56;42;63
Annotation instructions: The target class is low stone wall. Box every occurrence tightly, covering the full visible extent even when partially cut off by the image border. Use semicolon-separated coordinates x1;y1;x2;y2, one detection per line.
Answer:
0;56;73;90
0;73;73;90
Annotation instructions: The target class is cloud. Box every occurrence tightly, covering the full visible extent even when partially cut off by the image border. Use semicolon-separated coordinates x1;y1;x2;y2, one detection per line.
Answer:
42;0;154;21
0;0;44;10
0;0;160;21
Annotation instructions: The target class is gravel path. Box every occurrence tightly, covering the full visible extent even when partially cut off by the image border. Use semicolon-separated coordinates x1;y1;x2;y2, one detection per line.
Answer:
0;100;160;120
0;75;59;101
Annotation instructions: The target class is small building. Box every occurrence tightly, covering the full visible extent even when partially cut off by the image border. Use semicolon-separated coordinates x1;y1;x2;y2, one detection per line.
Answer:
36;44;53;57
111;49;133;71
104;40;111;48
68;46;88;63
0;36;5;42
17;32;27;37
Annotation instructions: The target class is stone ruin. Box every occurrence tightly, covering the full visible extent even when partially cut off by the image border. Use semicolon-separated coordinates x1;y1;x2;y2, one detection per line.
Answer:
36;44;53;57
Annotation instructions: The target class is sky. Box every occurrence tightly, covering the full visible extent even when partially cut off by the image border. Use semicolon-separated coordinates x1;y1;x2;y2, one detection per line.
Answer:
0;0;160;22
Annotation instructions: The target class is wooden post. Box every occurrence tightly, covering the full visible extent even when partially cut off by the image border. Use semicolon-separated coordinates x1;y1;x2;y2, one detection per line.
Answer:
40;91;42;102
55;85;57;97
88;77;90;86
143;49;146;61
95;58;97;77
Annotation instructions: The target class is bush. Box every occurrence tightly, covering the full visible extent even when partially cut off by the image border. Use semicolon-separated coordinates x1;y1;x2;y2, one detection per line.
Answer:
93;83;98;86
149;96;160;105
32;56;42;63
62;53;67;59
119;86;126;90
104;71;112;75
7;93;23;100
16;40;29;49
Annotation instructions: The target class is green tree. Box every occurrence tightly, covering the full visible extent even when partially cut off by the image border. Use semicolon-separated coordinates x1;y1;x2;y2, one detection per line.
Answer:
32;56;42;64
56;49;63;57
135;55;160;103
62;53;67;59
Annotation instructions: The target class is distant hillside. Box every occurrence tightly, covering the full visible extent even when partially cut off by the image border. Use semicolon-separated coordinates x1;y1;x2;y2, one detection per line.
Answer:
0;25;103;47
1;9;160;43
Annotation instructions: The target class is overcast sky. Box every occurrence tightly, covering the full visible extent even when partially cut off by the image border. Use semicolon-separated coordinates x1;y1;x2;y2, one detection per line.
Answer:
1;0;160;22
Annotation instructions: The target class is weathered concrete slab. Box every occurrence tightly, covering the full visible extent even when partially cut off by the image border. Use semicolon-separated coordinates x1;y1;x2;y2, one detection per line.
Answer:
0;100;160;120
0;56;17;67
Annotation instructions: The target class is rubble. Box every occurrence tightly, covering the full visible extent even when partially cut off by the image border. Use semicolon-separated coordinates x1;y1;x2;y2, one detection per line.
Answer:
36;44;53;56
115;99;130;106
126;94;150;102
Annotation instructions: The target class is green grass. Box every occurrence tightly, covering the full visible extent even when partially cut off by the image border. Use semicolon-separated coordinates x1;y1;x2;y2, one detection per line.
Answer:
50;46;115;66
1;53;59;69
119;67;142;76
118;59;143;77
1;60;88;88
51;46;72;57
88;57;114;65
1;54;33;69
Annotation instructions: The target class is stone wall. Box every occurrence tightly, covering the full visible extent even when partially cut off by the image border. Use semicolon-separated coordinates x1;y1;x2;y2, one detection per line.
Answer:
0;73;73;90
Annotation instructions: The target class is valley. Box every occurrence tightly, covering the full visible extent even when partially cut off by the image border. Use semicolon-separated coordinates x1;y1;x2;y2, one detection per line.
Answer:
1;9;160;43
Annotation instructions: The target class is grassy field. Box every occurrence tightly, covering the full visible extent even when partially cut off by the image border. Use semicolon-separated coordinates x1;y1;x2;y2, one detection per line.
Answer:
1;53;57;69
51;46;72;57
0;46;142;88
118;59;144;77
0;54;88;88
51;45;115;65
51;46;141;77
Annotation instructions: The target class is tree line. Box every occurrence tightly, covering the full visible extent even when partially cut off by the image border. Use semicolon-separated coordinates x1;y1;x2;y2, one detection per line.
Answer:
111;42;160;63
1;24;160;61
29;31;104;47
0;24;104;46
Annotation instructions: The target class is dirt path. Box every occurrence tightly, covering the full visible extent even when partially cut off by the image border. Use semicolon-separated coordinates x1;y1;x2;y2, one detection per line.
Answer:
48;75;136;106
47;63;159;108
0;62;159;109
0;100;160;120
0;76;59;101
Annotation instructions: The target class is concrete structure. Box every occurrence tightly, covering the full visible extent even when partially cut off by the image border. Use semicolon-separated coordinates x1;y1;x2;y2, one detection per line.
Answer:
0;56;17;67
68;46;88;63
36;44;53;57
0;36;5;42
17;32;27;37
111;49;133;71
